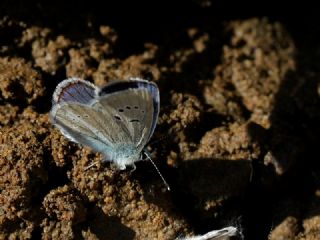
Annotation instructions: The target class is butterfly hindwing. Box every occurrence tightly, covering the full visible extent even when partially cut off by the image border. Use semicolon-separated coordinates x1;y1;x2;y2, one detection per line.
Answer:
96;79;159;147
52;78;97;105
92;87;154;150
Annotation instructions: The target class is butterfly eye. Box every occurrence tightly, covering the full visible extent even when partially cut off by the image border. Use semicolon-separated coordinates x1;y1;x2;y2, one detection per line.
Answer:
118;109;124;112
126;106;131;110
134;106;139;109
114;115;121;121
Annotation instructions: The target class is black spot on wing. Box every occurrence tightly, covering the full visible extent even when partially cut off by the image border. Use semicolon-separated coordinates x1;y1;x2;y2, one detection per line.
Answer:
130;119;140;123
114;115;122;121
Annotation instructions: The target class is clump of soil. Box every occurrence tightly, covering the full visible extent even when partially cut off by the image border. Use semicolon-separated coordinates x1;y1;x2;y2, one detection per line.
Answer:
1;3;320;240
0;57;44;104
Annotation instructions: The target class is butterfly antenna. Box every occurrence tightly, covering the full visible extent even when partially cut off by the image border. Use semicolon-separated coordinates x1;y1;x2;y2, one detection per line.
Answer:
143;149;170;191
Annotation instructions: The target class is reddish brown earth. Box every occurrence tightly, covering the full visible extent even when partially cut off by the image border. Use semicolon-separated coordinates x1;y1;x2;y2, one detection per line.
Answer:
1;1;320;239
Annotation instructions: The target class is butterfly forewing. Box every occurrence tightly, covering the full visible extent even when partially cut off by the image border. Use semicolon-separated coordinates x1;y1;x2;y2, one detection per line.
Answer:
97;79;159;145
92;87;154;149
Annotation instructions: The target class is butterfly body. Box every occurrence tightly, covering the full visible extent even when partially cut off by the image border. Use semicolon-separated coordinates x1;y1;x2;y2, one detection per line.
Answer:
50;77;159;170
105;144;141;169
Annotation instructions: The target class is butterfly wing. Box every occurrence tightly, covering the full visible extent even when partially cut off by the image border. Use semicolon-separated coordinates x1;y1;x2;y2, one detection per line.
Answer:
93;79;160;151
52;77;97;105
51;104;115;156
179;227;238;240
51;78;132;159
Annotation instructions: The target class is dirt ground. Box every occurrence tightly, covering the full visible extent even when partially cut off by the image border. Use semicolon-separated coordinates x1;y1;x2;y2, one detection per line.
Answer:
1;1;320;240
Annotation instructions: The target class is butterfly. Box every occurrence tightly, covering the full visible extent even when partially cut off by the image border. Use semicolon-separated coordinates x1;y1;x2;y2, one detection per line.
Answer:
50;77;169;189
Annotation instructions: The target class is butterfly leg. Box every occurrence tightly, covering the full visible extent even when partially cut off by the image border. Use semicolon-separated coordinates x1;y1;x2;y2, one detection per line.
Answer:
84;160;100;170
130;163;137;173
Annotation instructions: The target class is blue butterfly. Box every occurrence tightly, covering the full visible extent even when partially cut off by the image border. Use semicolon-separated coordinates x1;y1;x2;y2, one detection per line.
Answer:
50;77;169;190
